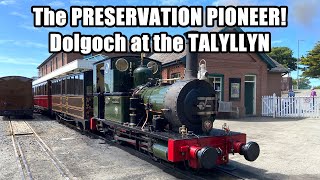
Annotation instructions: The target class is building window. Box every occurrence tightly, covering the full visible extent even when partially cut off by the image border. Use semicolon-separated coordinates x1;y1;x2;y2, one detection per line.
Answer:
56;57;58;69
212;77;222;101
170;72;180;84
50;61;53;72
171;72;180;78
45;65;47;75
62;53;64;65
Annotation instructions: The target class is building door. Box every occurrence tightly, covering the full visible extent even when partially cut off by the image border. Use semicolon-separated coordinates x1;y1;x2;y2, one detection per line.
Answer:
245;75;256;115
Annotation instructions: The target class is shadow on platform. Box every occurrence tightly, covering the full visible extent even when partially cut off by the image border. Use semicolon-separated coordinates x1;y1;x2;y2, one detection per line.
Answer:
217;116;307;122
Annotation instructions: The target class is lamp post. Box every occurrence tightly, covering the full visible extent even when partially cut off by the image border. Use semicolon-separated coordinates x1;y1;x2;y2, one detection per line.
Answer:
297;40;304;90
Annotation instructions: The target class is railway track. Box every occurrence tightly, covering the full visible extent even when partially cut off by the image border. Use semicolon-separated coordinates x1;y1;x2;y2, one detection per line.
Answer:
58;119;245;180
9;120;74;180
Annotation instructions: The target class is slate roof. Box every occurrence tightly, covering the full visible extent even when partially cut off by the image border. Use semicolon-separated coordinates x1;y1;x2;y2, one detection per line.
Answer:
268;56;289;73
148;51;186;64
37;53;56;69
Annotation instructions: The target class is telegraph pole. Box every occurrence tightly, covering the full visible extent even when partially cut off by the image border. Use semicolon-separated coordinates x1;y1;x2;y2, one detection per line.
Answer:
297;40;304;90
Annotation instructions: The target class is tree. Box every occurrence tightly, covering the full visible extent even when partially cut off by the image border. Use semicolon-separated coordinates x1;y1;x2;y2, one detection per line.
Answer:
300;41;320;78
268;47;297;70
292;78;311;89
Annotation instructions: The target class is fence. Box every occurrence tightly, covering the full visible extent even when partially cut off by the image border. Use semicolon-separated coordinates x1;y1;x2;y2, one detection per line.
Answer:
262;93;320;118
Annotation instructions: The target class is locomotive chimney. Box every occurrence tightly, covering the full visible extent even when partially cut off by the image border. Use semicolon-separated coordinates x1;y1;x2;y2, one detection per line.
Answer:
184;31;198;80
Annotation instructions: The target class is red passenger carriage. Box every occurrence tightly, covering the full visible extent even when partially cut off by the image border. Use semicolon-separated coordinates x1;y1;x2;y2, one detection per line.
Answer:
33;81;51;113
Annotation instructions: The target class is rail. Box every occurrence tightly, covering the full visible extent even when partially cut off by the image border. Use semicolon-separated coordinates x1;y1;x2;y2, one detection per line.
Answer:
9;120;74;180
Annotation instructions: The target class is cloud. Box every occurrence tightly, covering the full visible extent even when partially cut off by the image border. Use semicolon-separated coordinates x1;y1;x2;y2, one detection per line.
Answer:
21;41;47;48
10;12;28;19
0;40;14;44
161;0;189;5
20;24;40;31
20;24;57;32
272;40;283;44
0;56;39;66
212;0;257;6
0;39;47;48
48;1;65;7
0;0;15;5
70;0;95;5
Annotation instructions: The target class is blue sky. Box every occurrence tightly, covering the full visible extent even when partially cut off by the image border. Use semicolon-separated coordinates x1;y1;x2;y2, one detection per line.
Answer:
0;0;319;85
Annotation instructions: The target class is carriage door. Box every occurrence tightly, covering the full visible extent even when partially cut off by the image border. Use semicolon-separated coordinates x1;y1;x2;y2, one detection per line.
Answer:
245;75;256;115
93;62;105;118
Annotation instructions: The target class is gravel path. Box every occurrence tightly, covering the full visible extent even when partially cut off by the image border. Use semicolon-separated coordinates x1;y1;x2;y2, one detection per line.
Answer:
214;117;320;180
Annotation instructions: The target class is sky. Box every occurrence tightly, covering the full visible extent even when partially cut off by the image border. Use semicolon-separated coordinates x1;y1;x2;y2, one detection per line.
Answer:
0;0;319;85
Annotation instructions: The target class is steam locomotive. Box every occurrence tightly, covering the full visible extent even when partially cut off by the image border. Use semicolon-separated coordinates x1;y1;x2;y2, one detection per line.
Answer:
33;44;259;170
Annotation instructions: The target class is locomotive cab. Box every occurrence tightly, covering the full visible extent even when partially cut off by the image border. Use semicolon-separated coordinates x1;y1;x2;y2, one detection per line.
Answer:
92;56;162;124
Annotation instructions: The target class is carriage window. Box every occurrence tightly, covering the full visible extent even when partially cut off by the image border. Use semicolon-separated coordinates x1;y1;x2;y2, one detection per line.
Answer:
62;78;65;94
54;80;57;95
73;76;76;95
45;84;47;95
66;77;70;94
67;77;71;94
53;80;56;95
53;81;55;95
74;75;79;95
70;76;74;94
76;75;82;95
72;76;76;95
58;79;61;95
52;81;55;95
79;74;84;95
73;76;77;95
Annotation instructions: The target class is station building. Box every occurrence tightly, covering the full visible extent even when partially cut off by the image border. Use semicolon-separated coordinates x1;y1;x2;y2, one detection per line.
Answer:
149;27;288;117
37;52;83;77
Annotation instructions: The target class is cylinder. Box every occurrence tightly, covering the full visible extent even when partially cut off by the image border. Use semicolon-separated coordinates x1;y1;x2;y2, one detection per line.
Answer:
152;143;168;161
